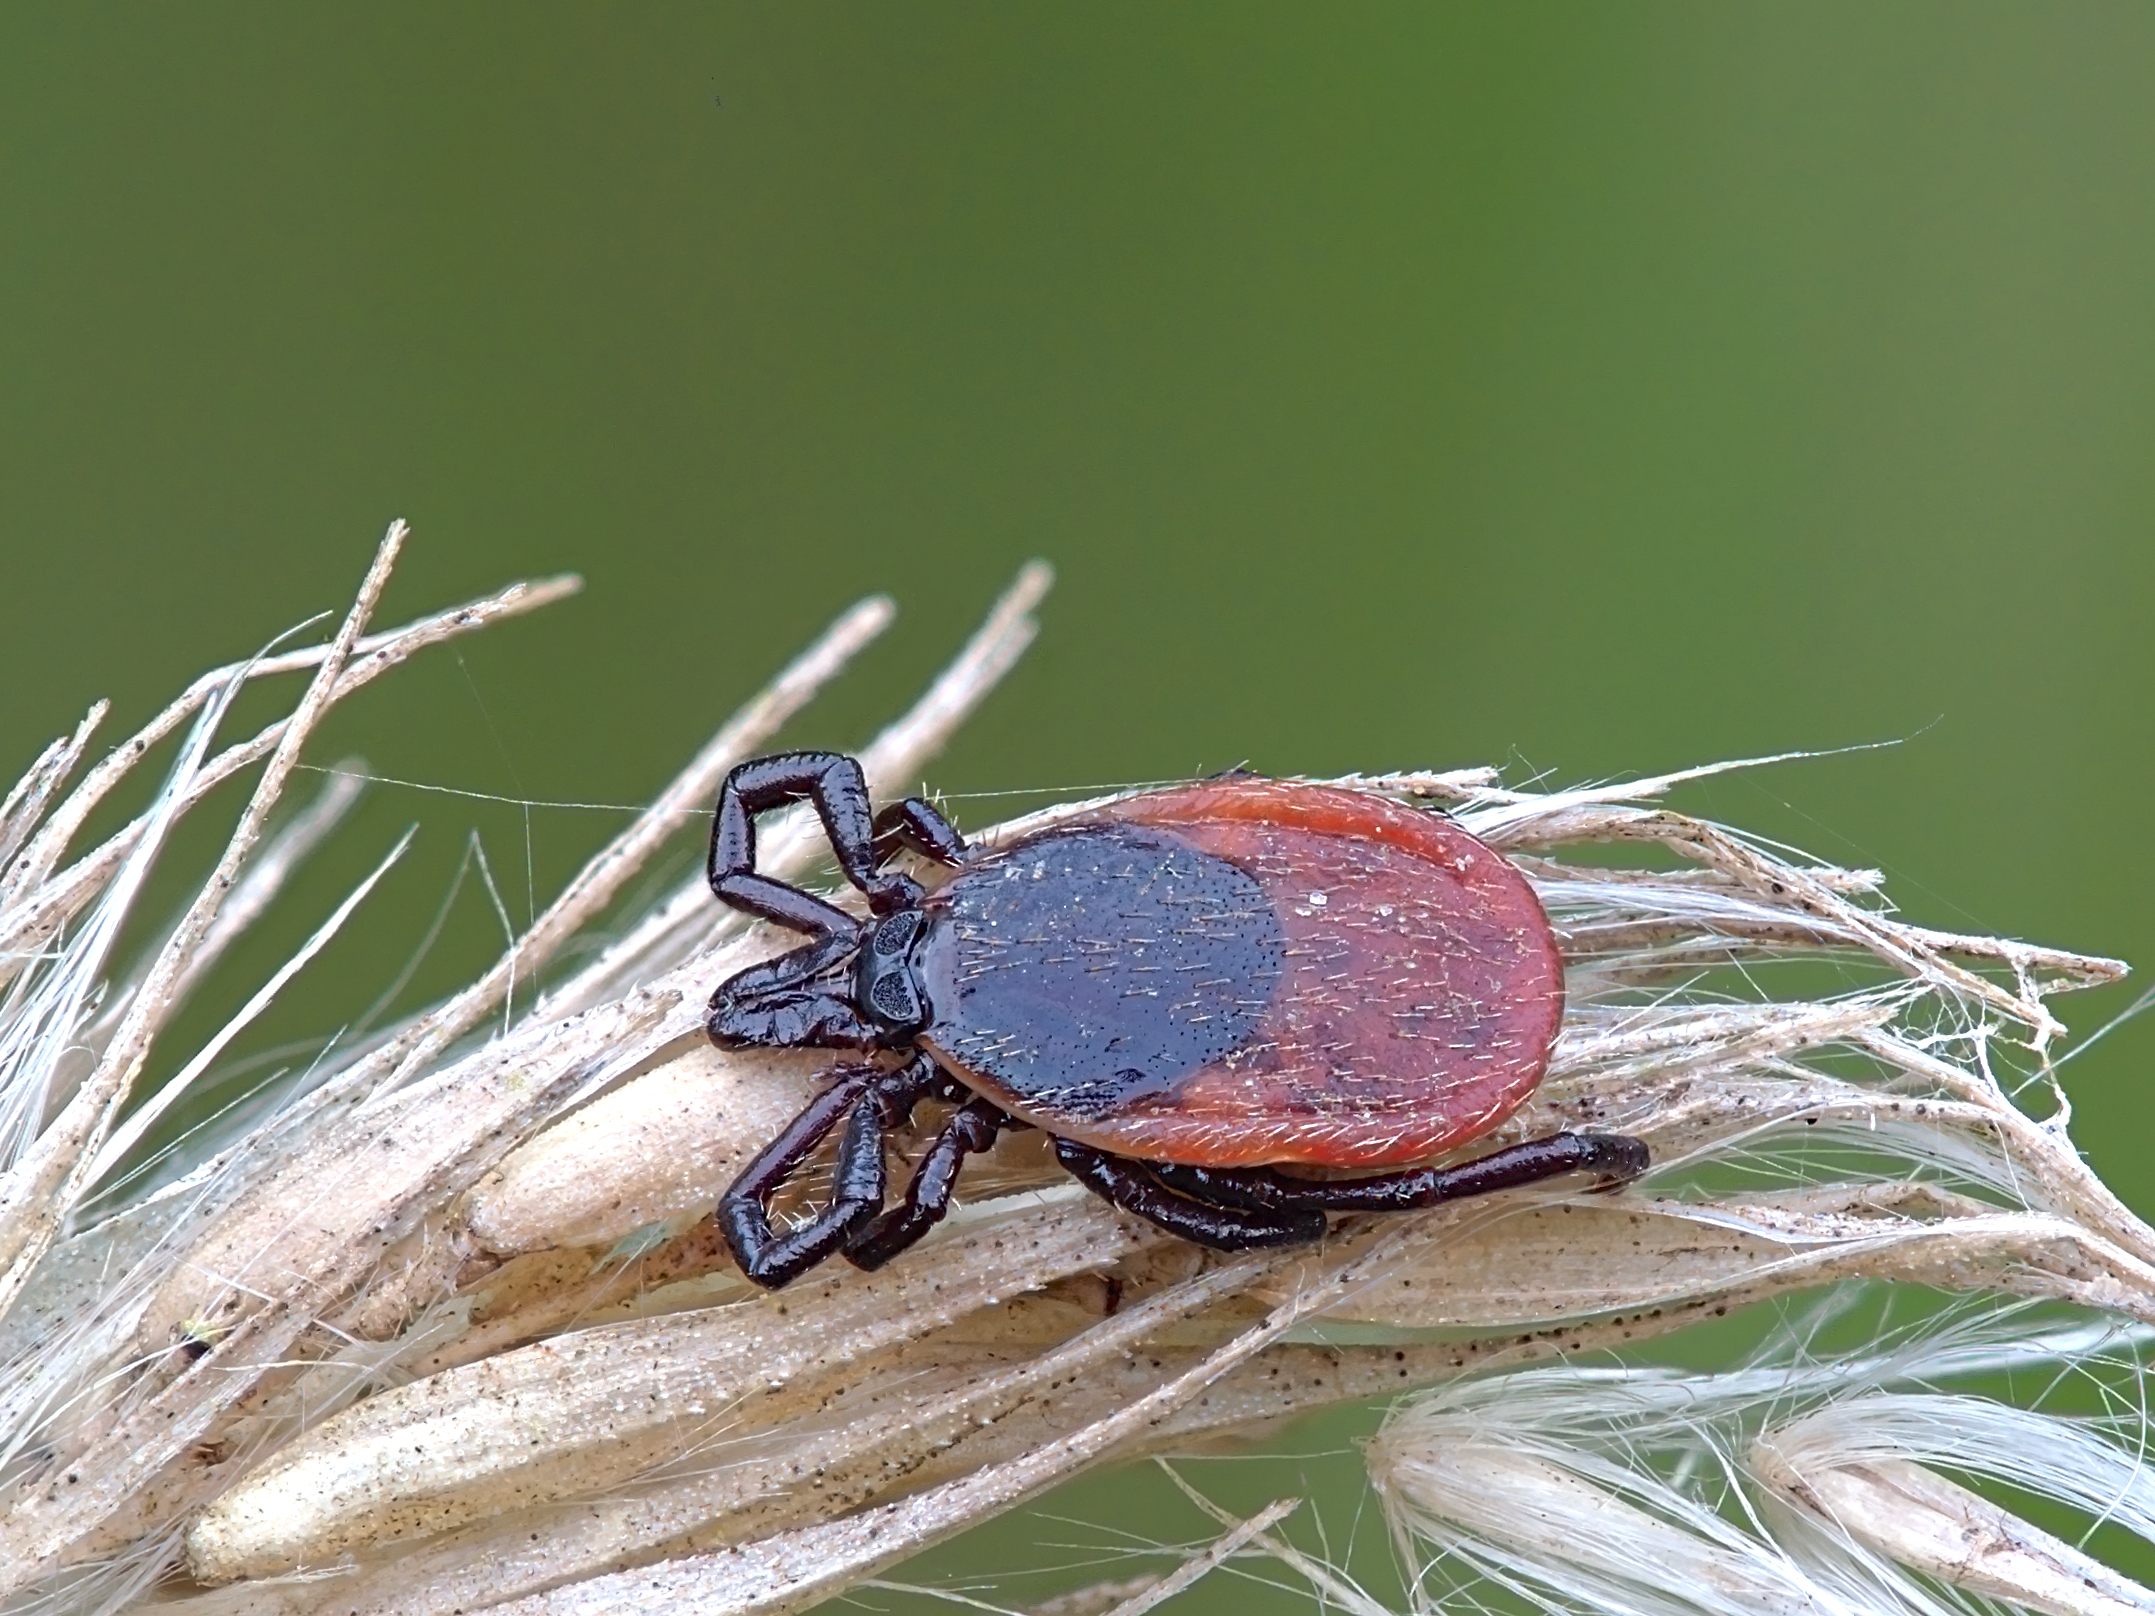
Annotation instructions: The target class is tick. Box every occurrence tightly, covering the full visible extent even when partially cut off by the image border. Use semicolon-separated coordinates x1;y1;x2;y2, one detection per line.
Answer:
704;752;1648;1288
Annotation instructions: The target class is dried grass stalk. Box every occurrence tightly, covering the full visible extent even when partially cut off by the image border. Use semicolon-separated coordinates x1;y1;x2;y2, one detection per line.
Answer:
0;534;2142;1616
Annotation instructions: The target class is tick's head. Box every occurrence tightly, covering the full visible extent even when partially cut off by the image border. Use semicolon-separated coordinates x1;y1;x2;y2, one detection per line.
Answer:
854;908;933;1042
705;902;942;1052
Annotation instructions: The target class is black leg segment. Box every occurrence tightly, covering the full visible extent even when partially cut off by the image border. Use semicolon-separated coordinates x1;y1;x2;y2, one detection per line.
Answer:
1054;1139;1327;1250
1148;1132;1650;1215
871;796;968;868
706;933;887;1050
709;872;862;941
717;1055;944;1288
845;1095;1009;1270
708;752;924;922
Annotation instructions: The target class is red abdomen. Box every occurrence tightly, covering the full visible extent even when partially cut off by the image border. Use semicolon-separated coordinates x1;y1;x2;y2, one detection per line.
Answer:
916;779;1563;1169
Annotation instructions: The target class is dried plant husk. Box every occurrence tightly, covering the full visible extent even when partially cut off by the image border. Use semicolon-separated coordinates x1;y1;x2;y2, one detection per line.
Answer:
0;534;2141;1616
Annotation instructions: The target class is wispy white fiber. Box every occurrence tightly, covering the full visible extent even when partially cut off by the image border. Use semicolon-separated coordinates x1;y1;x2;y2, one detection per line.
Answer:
84;825;414;1190
1373;1300;2155;1616
1761;1391;2155;1548
0;681;237;1168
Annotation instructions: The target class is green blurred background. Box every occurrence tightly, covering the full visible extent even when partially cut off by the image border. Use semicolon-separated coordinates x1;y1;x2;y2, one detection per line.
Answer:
2;5;2150;1609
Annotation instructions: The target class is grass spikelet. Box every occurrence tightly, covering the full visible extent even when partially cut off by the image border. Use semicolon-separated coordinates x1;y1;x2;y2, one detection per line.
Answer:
0;535;2142;1615
1371;1305;2155;1616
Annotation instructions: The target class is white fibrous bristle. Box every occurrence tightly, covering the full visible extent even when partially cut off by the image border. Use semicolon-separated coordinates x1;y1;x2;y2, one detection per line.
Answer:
1372;1308;2155;1616
0;534;2144;1616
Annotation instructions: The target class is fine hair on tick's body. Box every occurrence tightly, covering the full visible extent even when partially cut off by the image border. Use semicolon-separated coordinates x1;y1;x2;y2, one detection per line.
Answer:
704;751;1650;1289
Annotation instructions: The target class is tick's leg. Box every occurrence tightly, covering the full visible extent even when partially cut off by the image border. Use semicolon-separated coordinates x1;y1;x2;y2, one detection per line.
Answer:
871;1053;971;1116
707;934;882;1050
871;796;968;868
1152;1133;1649;1215
1054;1139;1325;1250
718;1057;944;1288
845;1095;1009;1270
712;933;856;1002
709;752;923;922
706;984;882;1051
709;872;863;940
717;1064;883;1287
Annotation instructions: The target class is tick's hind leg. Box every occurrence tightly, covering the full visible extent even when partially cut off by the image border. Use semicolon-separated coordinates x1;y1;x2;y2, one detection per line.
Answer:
1150;1132;1650;1216
844;1094;1011;1271
1054;1139;1325;1250
718;1055;943;1288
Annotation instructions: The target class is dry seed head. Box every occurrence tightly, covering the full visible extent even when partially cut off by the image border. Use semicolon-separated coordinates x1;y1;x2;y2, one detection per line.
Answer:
0;534;2142;1616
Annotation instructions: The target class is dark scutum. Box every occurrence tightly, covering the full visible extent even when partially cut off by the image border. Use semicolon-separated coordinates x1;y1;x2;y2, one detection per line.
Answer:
924;825;1286;1120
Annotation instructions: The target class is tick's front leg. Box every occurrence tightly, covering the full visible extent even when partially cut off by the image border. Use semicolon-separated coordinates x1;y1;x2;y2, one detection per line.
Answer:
708;752;922;921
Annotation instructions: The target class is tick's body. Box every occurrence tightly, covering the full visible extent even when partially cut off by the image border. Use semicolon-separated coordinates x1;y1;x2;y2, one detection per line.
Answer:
917;781;1562;1169
704;753;1645;1288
